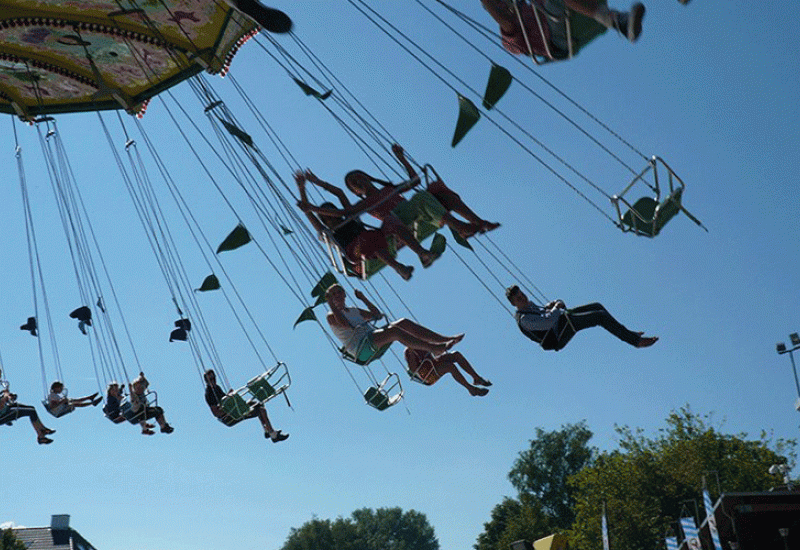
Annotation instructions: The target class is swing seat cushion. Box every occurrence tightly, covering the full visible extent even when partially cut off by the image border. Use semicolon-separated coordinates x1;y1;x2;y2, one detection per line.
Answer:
342;341;392;366
247;375;276;402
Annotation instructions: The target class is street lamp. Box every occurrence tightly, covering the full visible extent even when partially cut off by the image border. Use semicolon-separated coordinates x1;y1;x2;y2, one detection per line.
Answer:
775;332;800;411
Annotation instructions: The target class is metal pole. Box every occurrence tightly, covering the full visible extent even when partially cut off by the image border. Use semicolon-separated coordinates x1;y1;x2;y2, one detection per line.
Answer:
788;350;800;399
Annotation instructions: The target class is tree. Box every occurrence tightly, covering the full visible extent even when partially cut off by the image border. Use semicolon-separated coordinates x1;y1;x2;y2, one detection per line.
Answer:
508;421;595;529
1;530;26;550
280;507;439;550
474;496;553;550
568;406;797;550
474;422;595;550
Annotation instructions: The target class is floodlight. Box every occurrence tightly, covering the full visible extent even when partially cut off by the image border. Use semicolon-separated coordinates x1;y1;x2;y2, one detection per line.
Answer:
791;333;800;346
777;342;787;353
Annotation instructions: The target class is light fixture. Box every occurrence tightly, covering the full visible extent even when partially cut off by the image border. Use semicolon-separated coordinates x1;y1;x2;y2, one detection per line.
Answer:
791;333;800;346
777;342;788;353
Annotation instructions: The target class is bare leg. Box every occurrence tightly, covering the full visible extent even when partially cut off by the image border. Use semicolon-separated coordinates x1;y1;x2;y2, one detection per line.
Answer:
448;351;491;386
434;354;488;396
481;0;517;33
381;217;436;266
372;326;448;356
389;318;461;345
439;212;482;239
257;407;274;433
374;250;414;281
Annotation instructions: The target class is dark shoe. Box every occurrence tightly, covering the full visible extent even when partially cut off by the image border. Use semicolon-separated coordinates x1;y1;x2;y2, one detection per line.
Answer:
42;428;56;435
38;436;54;445
232;0;293;33
161;424;174;434
615;3;645;42
470;387;489;397
141;429;155;436
474;377;492;387
92;396;103;406
270;430;289;443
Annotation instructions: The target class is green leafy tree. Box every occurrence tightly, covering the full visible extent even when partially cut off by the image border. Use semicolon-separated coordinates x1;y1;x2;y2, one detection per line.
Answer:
1;530;26;550
474;422;595;550
568;406;797;550
280;507;438;550
474;496;553;550
508;421;596;529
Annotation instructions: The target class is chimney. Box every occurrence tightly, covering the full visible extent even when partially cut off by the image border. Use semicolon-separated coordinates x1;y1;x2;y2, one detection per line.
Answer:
50;515;70;530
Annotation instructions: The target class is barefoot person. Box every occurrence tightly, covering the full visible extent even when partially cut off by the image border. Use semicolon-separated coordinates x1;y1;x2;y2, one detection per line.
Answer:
404;347;492;397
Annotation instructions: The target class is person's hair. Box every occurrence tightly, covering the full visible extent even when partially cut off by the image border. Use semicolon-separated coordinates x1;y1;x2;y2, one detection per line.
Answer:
50;381;63;391
344;170;392;196
203;369;216;384
325;283;343;300
505;285;521;303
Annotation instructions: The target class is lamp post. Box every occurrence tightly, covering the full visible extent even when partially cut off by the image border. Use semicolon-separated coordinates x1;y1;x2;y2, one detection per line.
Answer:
775;332;800;412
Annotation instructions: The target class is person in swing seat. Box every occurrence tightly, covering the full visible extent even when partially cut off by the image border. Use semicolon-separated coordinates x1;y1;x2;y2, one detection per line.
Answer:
404;347;492;397
129;373;174;436
481;0;650;59
0;381;56;444
506;284;658;350
203;369;289;443
296;171;416;281
325;283;464;363
46;381;102;417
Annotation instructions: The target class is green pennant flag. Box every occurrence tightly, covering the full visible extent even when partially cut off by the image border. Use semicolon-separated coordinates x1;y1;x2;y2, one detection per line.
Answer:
293;78;332;100
195;274;221;292
217;224;251;253
293;306;317;328
219;119;253;147
482;64;512;110
451;95;480;147
310;272;338;305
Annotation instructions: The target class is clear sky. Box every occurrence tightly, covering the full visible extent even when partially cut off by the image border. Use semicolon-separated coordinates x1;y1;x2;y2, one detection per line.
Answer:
1;2;799;550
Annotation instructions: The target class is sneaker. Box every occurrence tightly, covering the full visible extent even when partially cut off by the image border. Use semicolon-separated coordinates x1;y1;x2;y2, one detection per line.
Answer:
615;3;645;42
160;424;174;434
270;430;289;443
141;428;155;436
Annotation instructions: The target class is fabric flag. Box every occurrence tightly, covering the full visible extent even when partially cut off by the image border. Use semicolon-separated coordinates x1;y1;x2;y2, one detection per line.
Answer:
680;517;702;550
664;536;678;550
601;505;610;550
703;489;723;550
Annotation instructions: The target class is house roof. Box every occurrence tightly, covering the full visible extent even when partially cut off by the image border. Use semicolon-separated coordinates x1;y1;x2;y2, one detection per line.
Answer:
11;527;97;550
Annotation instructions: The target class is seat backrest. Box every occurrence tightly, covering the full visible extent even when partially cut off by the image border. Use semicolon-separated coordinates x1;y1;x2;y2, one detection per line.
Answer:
652;188;683;234
621;197;658;237
219;393;250;423
246;376;275;402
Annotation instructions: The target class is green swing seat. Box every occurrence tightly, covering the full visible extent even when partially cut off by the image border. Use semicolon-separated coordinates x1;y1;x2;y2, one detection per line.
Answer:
525;1;607;64
612;156;707;238
363;373;404;411
216;363;291;427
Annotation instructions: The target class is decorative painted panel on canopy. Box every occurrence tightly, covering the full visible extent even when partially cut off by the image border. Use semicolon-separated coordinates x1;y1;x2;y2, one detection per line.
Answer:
0;0;257;118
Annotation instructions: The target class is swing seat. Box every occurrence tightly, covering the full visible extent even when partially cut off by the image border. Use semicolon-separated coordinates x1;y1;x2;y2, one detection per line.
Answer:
612;156;707;238
527;0;607;64
363;373;403;411
42;400;72;418
245;362;291;402
219;393;251;426
341;338;393;366
120;391;158;424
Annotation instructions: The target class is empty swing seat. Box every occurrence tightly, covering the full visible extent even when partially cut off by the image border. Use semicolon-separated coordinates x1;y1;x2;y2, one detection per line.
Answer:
219;393;251;426
363;373;403;411
620;188;683;238
246;375;275;402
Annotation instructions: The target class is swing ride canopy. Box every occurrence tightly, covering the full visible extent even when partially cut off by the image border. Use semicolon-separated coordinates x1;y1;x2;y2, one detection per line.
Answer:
0;0;256;119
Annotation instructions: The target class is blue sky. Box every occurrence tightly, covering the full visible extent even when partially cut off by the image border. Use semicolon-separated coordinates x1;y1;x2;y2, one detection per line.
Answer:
1;2;799;550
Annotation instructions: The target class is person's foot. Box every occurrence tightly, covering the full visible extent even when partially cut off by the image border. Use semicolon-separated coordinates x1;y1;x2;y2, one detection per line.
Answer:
161;424;174;434
141;428;155;435
42;427;56;435
144;423;155;429
230;0;293;33
450;333;465;345
420;250;437;268
268;430;289;443
636;335;658;348
397;265;414;281
91;396;103;406
615;3;645;42
469;386;489;397
473;376;492;387
479;221;501;233
38;436;54;445
89;392;99;400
